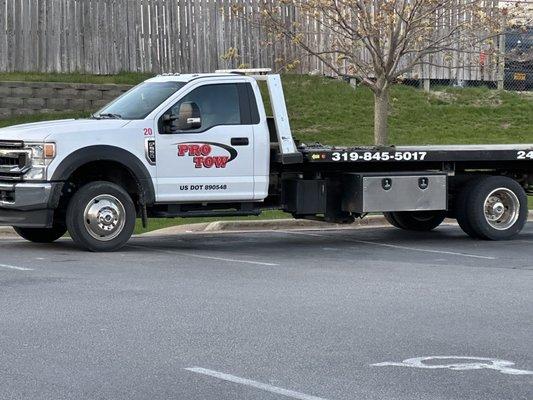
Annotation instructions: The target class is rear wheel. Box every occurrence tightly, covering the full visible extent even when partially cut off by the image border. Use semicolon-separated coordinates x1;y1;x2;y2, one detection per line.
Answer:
455;182;481;239
383;212;402;229
13;226;66;243
457;176;528;240
383;211;446;231
66;181;136;252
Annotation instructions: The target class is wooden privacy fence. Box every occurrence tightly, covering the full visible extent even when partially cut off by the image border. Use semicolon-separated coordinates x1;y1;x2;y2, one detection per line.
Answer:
0;0;499;82
0;0;285;74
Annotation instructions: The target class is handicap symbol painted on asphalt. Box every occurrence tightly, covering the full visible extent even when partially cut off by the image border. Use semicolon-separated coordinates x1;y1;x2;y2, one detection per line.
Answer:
372;356;533;375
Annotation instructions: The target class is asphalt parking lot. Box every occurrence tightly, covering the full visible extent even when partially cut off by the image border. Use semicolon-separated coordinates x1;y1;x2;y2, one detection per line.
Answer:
0;223;532;400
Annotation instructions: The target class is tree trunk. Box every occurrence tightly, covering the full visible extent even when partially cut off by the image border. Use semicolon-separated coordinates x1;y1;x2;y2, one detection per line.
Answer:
373;89;390;146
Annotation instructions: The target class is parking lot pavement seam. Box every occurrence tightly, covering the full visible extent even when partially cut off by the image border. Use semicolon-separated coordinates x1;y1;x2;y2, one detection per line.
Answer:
279;230;497;260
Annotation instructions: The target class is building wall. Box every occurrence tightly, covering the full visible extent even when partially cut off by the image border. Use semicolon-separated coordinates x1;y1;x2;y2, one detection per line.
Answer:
0;82;132;119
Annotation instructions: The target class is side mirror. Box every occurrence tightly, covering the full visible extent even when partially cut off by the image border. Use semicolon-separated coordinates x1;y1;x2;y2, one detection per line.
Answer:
181;102;202;130
166;102;201;131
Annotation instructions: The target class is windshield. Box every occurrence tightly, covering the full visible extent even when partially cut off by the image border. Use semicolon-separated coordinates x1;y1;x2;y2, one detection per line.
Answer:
94;81;186;120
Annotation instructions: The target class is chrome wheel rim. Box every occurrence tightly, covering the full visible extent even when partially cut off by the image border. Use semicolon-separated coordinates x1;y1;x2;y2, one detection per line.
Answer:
483;188;520;231
83;194;126;241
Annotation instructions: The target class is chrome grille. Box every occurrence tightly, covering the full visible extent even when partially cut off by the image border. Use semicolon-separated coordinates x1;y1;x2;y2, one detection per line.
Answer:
0;141;30;180
0;155;23;166
0;141;24;148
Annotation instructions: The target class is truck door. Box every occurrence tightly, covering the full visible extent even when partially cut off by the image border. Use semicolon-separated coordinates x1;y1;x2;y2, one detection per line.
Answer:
155;81;256;202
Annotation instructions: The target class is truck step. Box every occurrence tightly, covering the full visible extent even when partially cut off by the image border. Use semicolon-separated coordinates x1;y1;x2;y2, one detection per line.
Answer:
149;203;261;218
152;209;261;218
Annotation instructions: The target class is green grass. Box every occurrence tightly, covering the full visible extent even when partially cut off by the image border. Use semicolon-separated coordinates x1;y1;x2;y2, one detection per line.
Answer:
2;73;531;144
264;75;533;146
0;111;90;128
0;71;151;85
1;73;532;232
134;210;289;234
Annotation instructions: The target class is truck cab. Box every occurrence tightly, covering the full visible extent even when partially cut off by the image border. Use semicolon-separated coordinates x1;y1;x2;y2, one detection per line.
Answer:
0;70;531;251
0;70;296;250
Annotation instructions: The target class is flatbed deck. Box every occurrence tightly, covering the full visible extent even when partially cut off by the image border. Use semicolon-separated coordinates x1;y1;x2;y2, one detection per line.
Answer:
300;144;533;163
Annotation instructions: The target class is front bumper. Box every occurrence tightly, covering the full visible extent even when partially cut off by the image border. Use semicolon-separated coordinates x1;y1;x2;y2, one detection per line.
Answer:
0;182;63;228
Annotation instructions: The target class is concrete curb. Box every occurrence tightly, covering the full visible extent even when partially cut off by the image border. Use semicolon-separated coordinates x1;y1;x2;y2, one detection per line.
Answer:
203;216;389;232
0;226;15;238
141;210;533;236
138;215;390;237
1;211;532;239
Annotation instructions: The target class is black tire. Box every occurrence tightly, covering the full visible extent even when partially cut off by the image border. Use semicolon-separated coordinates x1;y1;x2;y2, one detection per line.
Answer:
13;226;66;243
383;210;446;231
455;182;482;239
460;176;528;240
383;212;403;228
66;181;136;252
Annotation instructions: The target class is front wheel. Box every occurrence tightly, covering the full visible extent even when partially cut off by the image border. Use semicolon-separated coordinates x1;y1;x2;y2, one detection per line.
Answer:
66;181;136;252
383;210;446;231
13;226;66;243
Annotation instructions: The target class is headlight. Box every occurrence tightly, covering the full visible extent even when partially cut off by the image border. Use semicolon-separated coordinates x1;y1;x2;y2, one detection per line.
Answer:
23;142;56;181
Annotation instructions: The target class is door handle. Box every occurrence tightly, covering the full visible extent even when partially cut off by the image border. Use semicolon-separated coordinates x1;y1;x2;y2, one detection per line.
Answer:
231;137;249;146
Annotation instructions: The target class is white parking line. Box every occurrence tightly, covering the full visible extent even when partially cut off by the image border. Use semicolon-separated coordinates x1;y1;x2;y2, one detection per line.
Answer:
0;263;33;271
283;231;496;260
185;367;329;400
129;245;279;266
177;252;279;266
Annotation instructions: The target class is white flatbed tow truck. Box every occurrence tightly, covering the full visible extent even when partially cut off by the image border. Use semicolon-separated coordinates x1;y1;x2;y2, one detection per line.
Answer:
0;69;531;251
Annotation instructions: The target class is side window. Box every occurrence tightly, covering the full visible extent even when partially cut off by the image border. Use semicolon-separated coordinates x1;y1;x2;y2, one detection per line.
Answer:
161;83;241;133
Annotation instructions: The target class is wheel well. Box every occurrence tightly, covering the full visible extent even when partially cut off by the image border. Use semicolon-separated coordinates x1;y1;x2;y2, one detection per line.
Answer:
449;171;531;218
57;161;142;222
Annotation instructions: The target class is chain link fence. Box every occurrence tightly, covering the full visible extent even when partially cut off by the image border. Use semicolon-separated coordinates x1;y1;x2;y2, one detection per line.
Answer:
412;28;533;92
503;28;533;91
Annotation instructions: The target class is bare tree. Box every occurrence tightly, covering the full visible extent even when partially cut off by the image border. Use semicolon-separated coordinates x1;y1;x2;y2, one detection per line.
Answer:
235;0;521;146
